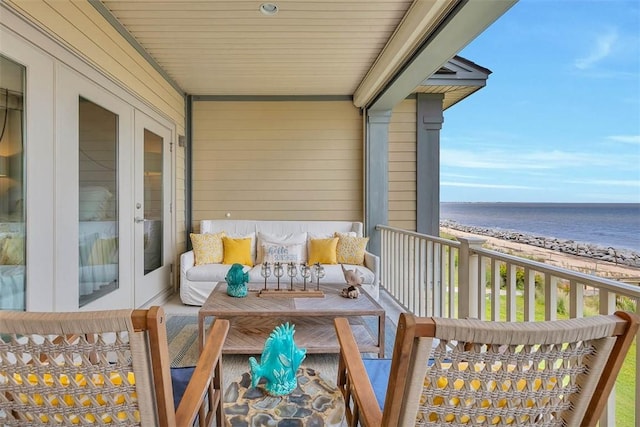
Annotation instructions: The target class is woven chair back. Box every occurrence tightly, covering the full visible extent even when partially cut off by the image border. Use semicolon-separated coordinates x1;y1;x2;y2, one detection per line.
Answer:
384;312;638;427
0;309;162;426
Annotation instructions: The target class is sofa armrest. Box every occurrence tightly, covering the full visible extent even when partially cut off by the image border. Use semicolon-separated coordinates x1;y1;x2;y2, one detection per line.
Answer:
363;250;380;287
180;250;195;275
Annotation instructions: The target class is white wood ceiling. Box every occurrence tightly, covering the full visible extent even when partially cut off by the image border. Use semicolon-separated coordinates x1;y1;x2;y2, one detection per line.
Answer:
101;0;419;96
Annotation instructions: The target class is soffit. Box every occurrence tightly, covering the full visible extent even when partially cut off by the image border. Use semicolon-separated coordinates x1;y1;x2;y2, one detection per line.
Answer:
415;55;491;109
100;0;423;96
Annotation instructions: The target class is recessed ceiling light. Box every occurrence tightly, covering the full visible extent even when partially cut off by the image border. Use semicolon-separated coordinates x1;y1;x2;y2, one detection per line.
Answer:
259;3;278;16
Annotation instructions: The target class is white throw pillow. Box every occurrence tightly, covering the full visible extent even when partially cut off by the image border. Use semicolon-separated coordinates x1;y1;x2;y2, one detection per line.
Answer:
262;242;305;264
256;232;307;264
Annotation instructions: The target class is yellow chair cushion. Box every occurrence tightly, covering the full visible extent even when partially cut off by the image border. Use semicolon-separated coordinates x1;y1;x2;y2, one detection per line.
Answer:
335;232;369;265
222;236;253;266
190;232;225;265
307;237;339;265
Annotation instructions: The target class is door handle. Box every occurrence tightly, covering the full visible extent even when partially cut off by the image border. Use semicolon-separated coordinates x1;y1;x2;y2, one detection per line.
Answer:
134;217;146;223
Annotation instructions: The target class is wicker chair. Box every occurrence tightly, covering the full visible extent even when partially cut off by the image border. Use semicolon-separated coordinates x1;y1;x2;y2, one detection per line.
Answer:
0;306;229;426
334;311;638;427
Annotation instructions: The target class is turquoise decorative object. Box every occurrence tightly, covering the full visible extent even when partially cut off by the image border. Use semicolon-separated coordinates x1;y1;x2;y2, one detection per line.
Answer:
248;322;307;396
225;263;249;297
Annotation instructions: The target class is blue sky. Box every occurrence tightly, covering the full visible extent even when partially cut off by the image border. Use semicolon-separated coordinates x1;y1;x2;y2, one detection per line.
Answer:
440;0;640;203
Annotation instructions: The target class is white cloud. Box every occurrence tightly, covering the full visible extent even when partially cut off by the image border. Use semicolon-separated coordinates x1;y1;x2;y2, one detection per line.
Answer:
441;148;628;170
441;182;537;190
566;179;640;188
607;135;640;144
575;28;618;70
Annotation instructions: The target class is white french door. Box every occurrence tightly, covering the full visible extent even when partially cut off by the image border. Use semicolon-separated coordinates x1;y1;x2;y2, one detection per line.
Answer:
134;111;172;307
56;65;134;310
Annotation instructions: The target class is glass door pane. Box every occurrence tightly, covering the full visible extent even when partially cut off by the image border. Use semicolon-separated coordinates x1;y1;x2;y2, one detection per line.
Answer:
0;55;25;310
143;129;163;274
78;97;119;307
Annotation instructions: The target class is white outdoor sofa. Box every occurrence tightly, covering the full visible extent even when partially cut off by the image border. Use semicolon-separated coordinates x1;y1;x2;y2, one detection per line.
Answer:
180;220;380;305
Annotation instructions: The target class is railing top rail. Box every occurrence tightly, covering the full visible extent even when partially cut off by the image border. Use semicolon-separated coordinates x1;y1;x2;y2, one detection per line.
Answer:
376;224;461;248
472;246;640;299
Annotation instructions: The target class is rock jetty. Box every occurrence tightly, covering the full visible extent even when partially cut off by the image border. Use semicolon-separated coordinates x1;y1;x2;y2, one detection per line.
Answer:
440;220;640;268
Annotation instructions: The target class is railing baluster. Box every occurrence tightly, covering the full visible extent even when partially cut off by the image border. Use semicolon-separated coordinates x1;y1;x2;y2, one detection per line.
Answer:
599;290;617;427
438;244;446;317
544;273;556;320
448;246;456;318
569;280;583;319
507;263;516;322
524;267;535;321
478;255;487;320
425;240;433;316
491;258;500;321
416;238;425;317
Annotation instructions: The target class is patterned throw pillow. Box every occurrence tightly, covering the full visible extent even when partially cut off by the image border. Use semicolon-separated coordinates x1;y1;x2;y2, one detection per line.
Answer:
335;232;369;265
222;236;254;266
190;232;225;265
307;237;339;265
262;242;304;264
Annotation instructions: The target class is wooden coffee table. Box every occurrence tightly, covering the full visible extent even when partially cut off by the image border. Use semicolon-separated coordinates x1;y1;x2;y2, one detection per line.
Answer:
198;282;385;357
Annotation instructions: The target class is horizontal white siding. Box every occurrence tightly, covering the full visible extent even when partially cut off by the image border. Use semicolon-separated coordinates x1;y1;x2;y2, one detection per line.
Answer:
192;101;362;231
389;99;416;231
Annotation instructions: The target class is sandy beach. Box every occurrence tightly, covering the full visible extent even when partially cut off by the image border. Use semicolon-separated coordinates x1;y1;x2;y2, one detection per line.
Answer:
441;226;640;284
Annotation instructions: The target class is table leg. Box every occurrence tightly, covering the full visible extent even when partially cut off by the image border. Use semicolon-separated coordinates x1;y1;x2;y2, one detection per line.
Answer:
198;313;205;353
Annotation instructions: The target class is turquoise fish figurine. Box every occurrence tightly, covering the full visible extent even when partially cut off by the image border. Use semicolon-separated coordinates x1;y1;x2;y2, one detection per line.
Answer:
225;263;249;297
248;322;306;396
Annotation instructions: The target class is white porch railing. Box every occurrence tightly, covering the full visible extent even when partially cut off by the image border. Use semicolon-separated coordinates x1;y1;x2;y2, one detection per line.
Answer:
377;224;640;427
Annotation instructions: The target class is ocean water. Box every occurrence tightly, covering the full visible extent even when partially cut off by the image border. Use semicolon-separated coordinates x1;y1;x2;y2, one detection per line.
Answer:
440;203;640;253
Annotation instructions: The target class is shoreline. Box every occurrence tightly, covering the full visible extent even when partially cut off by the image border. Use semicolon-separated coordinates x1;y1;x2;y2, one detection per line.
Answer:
440;223;640;283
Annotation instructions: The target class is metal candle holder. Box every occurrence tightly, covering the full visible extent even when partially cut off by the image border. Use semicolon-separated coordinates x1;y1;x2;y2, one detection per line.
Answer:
287;262;297;291
313;262;325;291
300;263;311;291
261;262;271;290
273;262;284;291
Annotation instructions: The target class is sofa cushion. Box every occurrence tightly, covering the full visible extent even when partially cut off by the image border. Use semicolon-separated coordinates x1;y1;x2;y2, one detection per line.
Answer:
190;232;225;265
256;232;307;264
335;232;369;265
222;237;253;266
307;237;338;265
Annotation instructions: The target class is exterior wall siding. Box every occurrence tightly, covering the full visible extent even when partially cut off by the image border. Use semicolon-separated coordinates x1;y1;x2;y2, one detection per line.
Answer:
389;99;417;231
191;100;363;231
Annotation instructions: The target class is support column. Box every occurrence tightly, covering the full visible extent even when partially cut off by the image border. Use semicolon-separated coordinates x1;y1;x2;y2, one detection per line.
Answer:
416;93;444;236
365;109;391;256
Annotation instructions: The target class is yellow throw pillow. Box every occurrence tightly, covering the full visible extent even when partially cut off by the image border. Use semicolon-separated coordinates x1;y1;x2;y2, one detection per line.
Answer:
335;232;369;265
307;237;338;265
0;236;24;265
222;237;253;266
190;232;225;265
